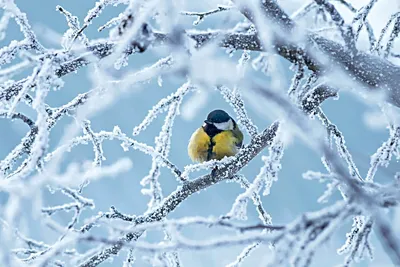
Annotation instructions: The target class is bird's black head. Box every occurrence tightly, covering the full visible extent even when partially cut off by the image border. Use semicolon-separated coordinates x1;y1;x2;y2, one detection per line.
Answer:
203;109;235;137
204;109;231;124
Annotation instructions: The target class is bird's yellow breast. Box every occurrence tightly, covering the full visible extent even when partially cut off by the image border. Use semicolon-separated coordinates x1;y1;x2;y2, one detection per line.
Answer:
188;127;211;163
188;128;239;162
211;131;238;160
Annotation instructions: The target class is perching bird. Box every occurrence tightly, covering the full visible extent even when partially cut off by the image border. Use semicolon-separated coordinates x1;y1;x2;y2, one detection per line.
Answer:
188;109;243;163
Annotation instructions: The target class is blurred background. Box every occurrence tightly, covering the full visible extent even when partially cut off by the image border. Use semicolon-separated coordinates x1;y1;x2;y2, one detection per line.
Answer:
0;0;399;266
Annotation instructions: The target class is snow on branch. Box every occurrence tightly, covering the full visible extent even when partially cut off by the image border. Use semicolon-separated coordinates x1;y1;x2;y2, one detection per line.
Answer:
181;5;233;26
98;215;284;236
233;175;272;228
383;14;400;59
56;5;90;49
313;0;356;51
228;137;283;220
84;0;129;27
373;12;400;55
82;120;105;167
141;97;183;209
249;76;400;263
316;108;362;180
237;0;400;107
132;81;193;136
2;0;400;266
7;65;40;116
224;171;277;266
1;54;174;177
181;157;235;181
45;127;182;178
222;133;283;265
367;126;400;182
0;0;44;66
0;111;35;128
78;122;279;266
217;85;258;138
75;202;358;267
338;216;374;266
351;0;378;44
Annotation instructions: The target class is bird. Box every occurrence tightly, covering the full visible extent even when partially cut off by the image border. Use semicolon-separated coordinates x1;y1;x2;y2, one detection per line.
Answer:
188;109;243;163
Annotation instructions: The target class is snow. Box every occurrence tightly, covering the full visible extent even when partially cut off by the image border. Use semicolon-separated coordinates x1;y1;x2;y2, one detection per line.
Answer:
0;0;399;266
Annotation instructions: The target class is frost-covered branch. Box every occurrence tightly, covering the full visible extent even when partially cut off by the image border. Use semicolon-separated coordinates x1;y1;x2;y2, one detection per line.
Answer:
233;175;272;229
45;127;182;178
224;135;283;265
77;201;357;266
217;85;258;138
82;120;104;167
140;89;185;266
301;83;338;114
228;137;283;221
253;79;400;265
1;54;174;177
0;0;44;66
313;0;355;50
373;12;400;56
78;122;279;266
287;61;305;101
0;31;261;104
316;108;362;180
339;216;374;266
102;215;284;237
366;126;400;182
0;111;35;128
56;5;90;49
181;5;233;26
2;0;400;266
351;0;378;45
235;0;400;107
132;81;193;136
384;15;400;59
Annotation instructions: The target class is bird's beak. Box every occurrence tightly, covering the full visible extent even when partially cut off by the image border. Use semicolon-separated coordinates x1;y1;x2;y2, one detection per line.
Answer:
204;120;212;125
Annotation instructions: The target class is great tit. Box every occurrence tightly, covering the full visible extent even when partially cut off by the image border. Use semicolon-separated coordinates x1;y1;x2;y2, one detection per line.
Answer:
188;109;244;163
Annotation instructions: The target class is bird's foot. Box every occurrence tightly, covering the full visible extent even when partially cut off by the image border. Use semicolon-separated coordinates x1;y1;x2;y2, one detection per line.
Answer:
211;166;218;177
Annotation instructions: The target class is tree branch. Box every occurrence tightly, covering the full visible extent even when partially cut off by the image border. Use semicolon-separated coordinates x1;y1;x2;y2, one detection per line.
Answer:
234;0;400;107
79;122;280;267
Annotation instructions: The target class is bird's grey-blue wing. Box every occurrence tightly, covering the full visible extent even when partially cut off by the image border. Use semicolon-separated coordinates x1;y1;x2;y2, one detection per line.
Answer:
232;127;244;148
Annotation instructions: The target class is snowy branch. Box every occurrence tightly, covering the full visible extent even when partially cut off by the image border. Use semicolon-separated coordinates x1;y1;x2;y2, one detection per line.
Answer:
181;5;233;26
79;122;279;266
1;0;400;266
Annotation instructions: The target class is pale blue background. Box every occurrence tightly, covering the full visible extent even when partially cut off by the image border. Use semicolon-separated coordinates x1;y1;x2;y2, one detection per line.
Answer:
0;1;398;266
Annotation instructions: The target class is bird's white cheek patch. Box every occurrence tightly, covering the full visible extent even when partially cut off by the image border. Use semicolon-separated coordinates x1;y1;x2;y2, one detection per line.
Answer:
214;119;234;130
